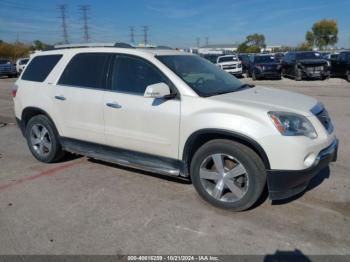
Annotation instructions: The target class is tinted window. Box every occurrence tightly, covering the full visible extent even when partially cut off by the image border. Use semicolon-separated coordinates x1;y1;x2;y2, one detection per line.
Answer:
58;53;110;89
19;59;29;65
21;55;62;82
157;55;242;97
111;55;168;95
0;59;11;64
296;52;321;60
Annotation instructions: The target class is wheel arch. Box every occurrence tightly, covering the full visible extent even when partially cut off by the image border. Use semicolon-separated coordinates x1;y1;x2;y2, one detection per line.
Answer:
182;129;271;170
21;107;60;136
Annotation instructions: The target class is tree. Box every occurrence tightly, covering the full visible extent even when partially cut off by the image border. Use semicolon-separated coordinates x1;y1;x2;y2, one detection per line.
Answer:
245;33;266;48
33;40;53;50
237;33;266;53
296;42;312;51
0;41;31;61
305;19;338;50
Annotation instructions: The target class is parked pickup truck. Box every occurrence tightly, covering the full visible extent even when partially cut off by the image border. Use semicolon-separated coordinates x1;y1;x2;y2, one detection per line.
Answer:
0;58;17;78
216;55;243;77
281;51;330;81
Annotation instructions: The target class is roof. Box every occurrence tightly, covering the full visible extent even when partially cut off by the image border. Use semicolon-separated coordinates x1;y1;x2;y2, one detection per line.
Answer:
200;44;238;48
32;47;191;57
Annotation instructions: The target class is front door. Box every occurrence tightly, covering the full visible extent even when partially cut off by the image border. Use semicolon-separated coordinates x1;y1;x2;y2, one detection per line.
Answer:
103;54;181;159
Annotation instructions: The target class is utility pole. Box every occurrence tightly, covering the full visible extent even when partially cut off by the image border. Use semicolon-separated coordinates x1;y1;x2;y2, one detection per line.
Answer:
129;26;135;43
79;5;90;43
142;26;149;46
196;37;200;48
57;4;69;44
205;36;209;46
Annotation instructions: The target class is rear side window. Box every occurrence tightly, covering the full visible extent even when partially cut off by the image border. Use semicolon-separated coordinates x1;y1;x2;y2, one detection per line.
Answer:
21;55;62;82
58;53;110;89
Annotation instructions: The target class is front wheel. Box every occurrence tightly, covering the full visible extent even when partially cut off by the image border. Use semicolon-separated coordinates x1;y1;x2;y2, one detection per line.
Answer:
190;139;266;211
346;70;350;82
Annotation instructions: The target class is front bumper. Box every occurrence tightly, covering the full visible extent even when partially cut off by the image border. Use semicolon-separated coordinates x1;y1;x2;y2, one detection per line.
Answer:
267;138;338;200
302;68;330;79
224;68;242;76
256;70;281;78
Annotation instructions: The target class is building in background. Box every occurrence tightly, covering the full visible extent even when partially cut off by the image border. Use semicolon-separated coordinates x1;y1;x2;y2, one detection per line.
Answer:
198;44;238;55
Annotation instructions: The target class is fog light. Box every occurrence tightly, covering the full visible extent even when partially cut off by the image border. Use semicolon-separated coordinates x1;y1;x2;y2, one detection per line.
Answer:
304;153;316;167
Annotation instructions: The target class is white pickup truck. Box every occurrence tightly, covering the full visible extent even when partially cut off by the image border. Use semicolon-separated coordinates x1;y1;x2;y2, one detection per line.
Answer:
216;55;243;77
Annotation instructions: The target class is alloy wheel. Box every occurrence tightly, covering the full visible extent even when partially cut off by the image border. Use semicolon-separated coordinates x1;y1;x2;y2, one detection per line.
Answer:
199;153;249;202
30;124;52;157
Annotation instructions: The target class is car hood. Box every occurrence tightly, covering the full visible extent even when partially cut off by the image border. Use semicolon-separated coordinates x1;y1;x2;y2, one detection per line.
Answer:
217;61;240;66
297;59;327;65
209;86;317;116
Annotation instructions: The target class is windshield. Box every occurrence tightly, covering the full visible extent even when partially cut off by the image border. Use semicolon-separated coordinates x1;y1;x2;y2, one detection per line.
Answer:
254;56;276;63
157;55;243;97
0;59;11;64
218;56;238;63
19;59;29;65
296;52;321;60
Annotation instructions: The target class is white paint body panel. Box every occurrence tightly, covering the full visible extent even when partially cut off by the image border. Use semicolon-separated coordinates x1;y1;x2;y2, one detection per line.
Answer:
14;47;336;171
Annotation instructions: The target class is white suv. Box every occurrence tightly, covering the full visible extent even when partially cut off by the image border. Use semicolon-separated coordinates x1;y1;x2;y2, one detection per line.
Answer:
216;55;243;77
13;43;338;211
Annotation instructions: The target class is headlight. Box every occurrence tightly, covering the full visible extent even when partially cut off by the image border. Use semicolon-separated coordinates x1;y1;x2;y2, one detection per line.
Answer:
268;112;317;139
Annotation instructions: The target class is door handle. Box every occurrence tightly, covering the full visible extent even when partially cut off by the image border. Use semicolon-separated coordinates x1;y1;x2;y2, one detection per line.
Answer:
106;102;122;109
55;95;66;101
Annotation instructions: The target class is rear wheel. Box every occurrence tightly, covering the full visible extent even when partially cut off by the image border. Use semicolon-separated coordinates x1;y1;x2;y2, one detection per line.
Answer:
295;66;302;81
25;115;65;163
346;70;350;82
190;139;266;211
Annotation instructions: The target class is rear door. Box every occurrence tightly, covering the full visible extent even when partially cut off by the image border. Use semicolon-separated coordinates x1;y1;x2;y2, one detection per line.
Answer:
103;54;181;159
52;52;111;144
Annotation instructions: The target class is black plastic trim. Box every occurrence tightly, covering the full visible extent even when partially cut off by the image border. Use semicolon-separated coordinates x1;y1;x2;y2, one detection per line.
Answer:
267;138;338;200
60;137;188;177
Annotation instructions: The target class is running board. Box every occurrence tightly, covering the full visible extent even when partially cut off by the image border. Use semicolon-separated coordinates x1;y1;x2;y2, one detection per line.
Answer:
60;137;187;177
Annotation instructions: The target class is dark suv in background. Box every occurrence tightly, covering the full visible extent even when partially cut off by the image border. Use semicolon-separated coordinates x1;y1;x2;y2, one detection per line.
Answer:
281;51;330;81
247;54;281;80
238;54;250;74
0;59;17;78
330;51;350;82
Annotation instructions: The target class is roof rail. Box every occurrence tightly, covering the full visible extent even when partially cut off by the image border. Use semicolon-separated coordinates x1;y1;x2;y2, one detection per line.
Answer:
53;42;134;49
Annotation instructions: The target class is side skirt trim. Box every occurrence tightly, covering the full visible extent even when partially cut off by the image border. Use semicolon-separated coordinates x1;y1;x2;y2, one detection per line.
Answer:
60;137;188;177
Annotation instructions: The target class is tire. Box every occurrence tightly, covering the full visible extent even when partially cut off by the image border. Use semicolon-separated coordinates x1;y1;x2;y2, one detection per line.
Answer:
252;71;257;80
25;115;65;163
346;71;350;82
190;139;266;211
295;67;302;81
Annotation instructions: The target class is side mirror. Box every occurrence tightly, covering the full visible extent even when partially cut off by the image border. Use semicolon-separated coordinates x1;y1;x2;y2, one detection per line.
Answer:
144;82;171;99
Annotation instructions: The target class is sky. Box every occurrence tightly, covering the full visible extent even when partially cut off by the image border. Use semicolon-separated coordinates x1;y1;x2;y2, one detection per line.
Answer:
0;0;349;48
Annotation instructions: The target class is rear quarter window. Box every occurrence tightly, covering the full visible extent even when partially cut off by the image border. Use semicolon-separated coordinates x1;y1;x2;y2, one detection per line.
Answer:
58;53;110;89
21;55;62;82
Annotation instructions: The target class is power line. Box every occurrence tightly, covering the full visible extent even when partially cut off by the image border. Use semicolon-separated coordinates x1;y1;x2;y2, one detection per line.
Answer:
129;26;135;43
57;4;69;44
79;5;90;43
205;36;209;46
142;26;149;46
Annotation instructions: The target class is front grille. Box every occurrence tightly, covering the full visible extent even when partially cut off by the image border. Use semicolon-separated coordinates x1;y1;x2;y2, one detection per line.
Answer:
315;109;334;134
223;65;236;69
306;66;323;72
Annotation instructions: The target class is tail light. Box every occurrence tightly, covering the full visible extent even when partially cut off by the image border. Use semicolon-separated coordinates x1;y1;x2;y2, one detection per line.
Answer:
12;84;18;98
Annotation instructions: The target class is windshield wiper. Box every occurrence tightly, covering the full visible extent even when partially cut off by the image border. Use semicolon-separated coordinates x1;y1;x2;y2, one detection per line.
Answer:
237;83;255;90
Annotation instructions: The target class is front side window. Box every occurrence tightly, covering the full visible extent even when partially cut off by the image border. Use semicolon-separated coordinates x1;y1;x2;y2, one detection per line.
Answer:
111;55;168;95
157;55;243;97
21;55;62;82
58;53;110;89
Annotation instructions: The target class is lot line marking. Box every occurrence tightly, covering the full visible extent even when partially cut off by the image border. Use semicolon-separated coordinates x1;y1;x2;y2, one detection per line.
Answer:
0;158;86;192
